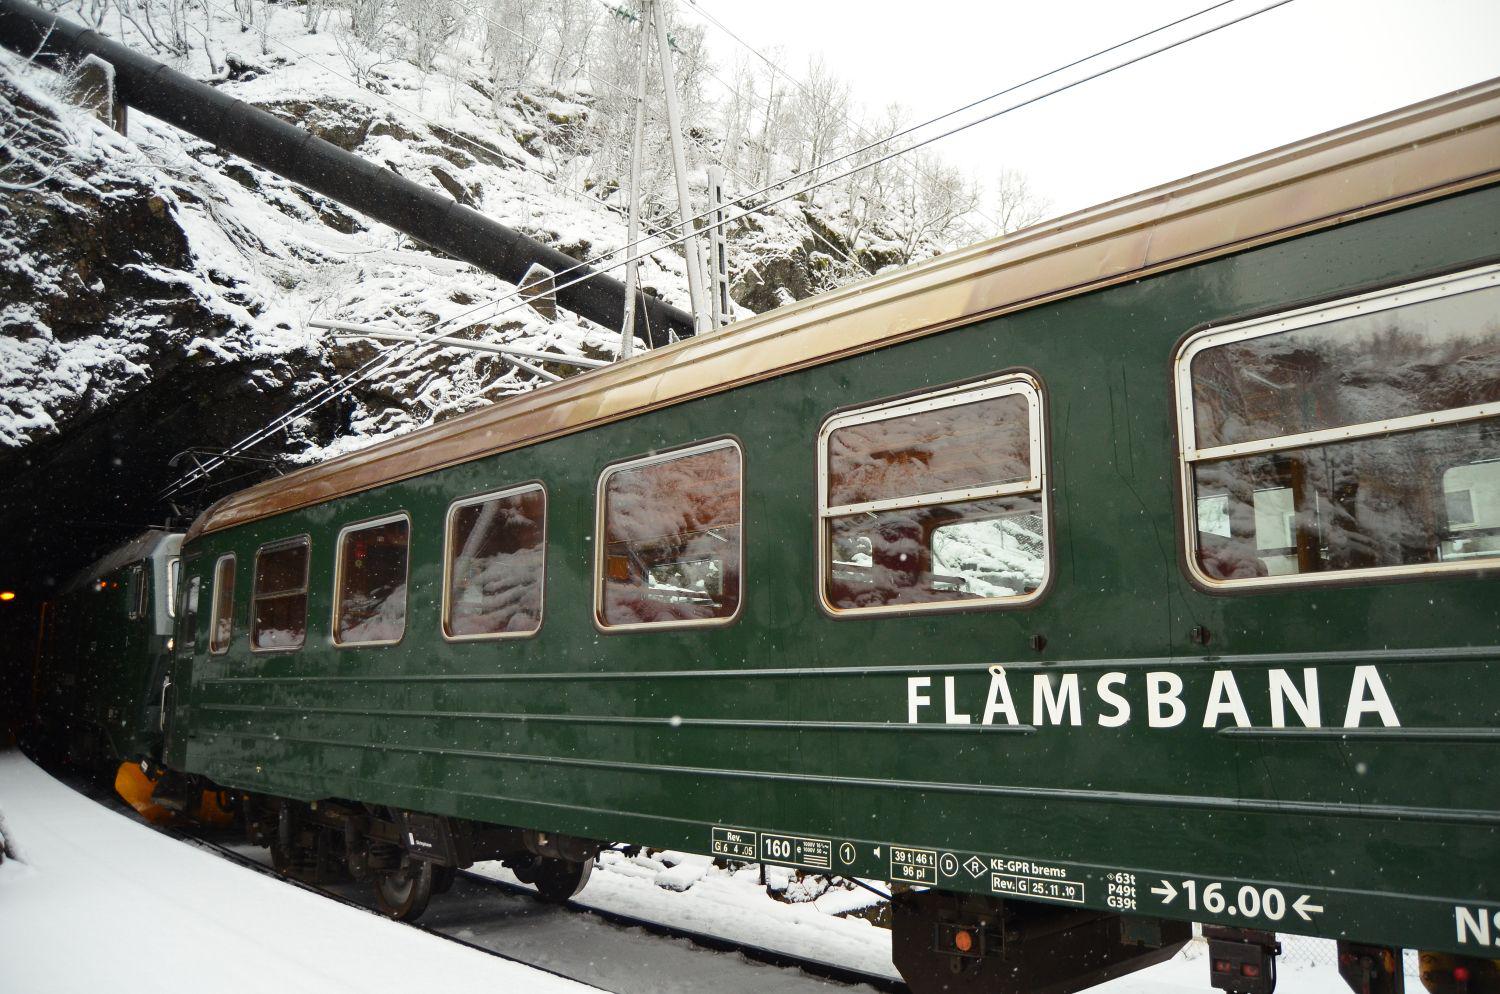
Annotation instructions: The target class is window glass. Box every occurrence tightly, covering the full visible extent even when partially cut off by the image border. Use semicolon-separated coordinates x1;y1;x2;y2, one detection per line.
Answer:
335;517;410;645
210;555;235;654
827;393;1031;507
126;565;146;619
445;487;545;638
598;442;741;628
1181;266;1500;585
1190;282;1500;450
1191;423;1500;580
252;539;309;650
166;557;180;618
821;376;1047;614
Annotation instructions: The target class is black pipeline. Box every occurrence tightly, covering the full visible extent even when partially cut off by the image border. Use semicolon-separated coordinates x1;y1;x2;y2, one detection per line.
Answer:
0;0;694;346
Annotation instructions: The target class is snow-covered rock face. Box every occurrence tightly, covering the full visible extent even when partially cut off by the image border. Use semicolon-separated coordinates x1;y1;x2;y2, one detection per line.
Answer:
0;59;331;446
0;0;1020;594
0;54;345;592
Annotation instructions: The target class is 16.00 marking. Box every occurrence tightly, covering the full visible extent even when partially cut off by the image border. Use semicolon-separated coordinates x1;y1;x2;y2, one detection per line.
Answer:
1151;879;1323;922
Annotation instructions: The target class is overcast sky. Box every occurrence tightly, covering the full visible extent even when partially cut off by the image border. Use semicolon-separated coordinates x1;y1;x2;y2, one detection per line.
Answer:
678;0;1500;223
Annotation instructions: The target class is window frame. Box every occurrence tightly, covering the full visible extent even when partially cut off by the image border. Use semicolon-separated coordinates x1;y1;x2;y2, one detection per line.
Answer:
209;553;236;655
249;535;312;654
125;563;147;620
816;371;1050;618
331;512;412;649
166;556;181;619
593;437;746;634
441;483;547;643
1174;262;1500;593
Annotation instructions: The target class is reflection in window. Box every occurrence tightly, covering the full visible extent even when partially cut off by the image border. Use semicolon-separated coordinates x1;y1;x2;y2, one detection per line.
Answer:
1189;280;1500;450
827;393;1031;506
597;442;741;628
445;486;545;638
210;554;235;654
252;538;309;650
1440;460;1500;562
821;375;1047;613
335;517;409;645
1193;424;1500;579
1182;267;1500;584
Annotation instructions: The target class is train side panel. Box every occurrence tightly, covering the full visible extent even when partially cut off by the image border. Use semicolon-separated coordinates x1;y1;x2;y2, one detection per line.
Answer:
168;183;1500;958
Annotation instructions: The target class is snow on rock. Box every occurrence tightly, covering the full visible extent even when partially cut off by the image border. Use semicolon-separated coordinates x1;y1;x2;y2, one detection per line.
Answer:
0;54;324;454
0;752;594;994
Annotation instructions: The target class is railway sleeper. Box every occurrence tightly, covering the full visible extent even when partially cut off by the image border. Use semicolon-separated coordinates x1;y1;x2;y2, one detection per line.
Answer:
891;889;1190;994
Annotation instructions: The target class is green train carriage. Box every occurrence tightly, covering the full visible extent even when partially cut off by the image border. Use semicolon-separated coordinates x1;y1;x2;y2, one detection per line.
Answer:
33;529;182;775
161;80;1500;994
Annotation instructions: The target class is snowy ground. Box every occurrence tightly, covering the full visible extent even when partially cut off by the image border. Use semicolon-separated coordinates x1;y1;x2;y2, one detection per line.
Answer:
0;752;592;994
0;750;1363;993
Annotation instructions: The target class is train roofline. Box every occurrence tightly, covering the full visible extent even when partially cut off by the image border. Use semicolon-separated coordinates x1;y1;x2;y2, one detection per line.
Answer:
186;76;1500;542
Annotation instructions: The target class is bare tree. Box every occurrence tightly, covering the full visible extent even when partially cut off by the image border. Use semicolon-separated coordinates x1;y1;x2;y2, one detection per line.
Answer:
886;151;980;265
331;0;398;89
787;55;848;174
399;0;458;77
837;100;901;255
993;166;1049;235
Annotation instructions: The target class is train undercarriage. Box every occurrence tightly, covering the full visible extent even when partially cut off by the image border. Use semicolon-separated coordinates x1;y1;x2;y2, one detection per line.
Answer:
121;762;1496;994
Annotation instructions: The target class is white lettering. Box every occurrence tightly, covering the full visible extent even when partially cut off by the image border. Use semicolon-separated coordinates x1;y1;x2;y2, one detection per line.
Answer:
1203;670;1251;729
1343;666;1401;728
1147;672;1186;728
1269;668;1321;728
1456;906;1491;946
982;670;1019;726
907;677;931;725
1033;674;1081;726
1096;672;1130;727
944;676;972;725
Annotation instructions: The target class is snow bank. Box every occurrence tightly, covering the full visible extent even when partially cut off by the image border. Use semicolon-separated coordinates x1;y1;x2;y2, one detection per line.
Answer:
0;752;594;994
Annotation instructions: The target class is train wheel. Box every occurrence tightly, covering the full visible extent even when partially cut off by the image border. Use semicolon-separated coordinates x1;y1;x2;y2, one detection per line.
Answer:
531;856;592;903
431;864;456;895
374;857;434;921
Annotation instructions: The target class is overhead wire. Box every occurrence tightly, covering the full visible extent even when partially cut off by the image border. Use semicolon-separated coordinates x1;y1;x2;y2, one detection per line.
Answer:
678;0;1003;246
162;0;687;497
167;0;865;498
166;0;1297;496
457;0;870;276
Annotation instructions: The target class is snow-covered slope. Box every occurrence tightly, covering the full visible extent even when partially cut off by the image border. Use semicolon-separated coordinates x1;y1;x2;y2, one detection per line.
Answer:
0;0;1036;590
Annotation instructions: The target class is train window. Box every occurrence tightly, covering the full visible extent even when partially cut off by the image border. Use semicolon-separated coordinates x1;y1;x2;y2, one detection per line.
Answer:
1176;264;1500;588
166;557;180;618
251;537;310;651
444;485;545;640
126;564;148;620
595;440;743;630
818;373;1048;615
209;554;235;654
333;515;410;646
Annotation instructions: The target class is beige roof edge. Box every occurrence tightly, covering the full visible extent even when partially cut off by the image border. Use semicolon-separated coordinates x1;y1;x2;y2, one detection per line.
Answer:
187;78;1500;543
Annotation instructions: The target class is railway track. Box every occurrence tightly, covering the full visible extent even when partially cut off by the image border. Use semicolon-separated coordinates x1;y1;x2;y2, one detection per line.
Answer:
46;762;901;993
167;822;905;994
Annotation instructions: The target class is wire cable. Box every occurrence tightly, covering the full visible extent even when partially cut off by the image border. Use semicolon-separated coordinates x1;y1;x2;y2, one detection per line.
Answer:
165;0;1296;496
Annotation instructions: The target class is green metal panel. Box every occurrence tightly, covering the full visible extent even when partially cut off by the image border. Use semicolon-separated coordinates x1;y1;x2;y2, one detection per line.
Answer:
40;559;170;764
173;184;1500;958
